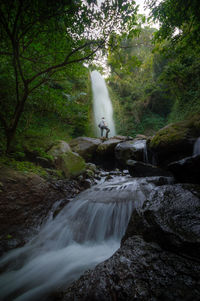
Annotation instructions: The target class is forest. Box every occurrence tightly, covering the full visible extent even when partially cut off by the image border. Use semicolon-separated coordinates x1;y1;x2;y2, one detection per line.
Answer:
0;0;200;170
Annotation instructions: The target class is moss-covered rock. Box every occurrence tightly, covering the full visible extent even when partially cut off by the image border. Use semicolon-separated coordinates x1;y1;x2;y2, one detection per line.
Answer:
55;151;86;178
148;114;200;165
48;140;71;159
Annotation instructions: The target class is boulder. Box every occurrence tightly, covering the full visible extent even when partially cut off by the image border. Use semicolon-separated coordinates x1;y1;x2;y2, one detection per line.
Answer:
148;114;200;165
48;140;86;179
168;154;200;184
97;138;122;155
61;235;200;301
115;139;147;167
69;137;101;161
48;140;71;159
127;159;172;177
123;183;200;259
95;138;122;168
55;152;86;179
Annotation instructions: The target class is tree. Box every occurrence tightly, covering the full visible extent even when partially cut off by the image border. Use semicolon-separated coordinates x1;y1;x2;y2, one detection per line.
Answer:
146;0;200;43
0;0;137;152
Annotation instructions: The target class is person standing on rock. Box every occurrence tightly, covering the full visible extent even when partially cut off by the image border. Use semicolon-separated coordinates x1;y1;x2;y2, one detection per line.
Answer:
98;117;110;138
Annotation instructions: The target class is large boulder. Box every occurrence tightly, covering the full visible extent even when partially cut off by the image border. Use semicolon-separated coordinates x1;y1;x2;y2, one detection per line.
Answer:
168;154;200;184
55;152;86;179
115;139;147;167
61;235;200;301
95;138;122;168
127;159;173;177
69;137;101;162
148;114;200;165
48;140;71;159
48;140;86;178
124;183;200;259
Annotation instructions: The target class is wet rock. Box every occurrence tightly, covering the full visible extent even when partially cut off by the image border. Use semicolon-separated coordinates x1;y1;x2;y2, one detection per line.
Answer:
97;138;122;155
127;159;172;177
148;114;200;165
69;137;101;162
168;154;200;184
123;183;200;259
59;182;200;301
115;140;146;167
61;235;200;301
95;138;122;168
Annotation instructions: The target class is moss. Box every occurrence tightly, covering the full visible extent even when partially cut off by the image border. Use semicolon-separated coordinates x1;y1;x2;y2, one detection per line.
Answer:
0;156;48;177
150;115;200;150
58;152;86;178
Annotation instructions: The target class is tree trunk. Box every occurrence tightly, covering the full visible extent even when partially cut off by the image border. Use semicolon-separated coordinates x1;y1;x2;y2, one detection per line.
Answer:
6;89;29;153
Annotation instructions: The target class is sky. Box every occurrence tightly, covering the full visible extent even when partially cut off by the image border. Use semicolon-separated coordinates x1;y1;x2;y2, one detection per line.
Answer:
134;0;150;15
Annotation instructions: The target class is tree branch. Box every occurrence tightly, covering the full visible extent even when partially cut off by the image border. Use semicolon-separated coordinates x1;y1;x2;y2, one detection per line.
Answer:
27;40;103;84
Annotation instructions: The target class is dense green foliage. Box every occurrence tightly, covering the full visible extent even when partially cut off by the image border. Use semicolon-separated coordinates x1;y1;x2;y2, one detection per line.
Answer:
0;0;137;156
0;0;200;173
107;0;200;137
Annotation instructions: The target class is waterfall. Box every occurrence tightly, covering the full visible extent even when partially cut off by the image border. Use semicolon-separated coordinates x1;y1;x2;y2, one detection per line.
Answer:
193;137;200;156
0;175;155;301
90;70;116;137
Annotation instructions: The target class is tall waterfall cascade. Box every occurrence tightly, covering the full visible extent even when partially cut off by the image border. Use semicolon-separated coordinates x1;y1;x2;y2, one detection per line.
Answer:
0;175;155;301
91;70;116;137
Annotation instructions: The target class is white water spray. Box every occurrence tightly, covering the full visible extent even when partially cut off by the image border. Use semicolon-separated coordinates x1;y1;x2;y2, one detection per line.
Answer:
91;70;116;137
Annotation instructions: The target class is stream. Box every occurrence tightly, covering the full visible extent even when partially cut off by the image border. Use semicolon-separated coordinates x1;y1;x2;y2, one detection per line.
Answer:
0;173;166;301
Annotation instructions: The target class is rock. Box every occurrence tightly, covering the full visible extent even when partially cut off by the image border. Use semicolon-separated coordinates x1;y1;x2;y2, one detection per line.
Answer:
168;154;200;184
55;152;86;179
96;138;122;168
69;137;101;161
48;140;86;179
135;134;148;140
123;183;200;259
60;183;200;301
148;114;200;165
61;235;200;301
35;156;53;168
86;162;97;172
48;140;71;159
127;159;172;177
115;140;147;167
97;138;122;155
0;166;82;256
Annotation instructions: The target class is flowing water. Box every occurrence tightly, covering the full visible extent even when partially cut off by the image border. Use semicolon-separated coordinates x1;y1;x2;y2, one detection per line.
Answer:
193;137;200;156
90;70;116;137
0;175;156;301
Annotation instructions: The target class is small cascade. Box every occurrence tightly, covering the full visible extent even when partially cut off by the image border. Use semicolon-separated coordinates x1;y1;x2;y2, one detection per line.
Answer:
193;137;200;156
0;175;155;301
143;140;149;163
90;70;116;137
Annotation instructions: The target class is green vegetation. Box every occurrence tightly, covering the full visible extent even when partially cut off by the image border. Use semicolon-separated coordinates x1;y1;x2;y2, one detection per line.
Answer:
0;0;200;174
0;156;48;177
107;0;200;137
